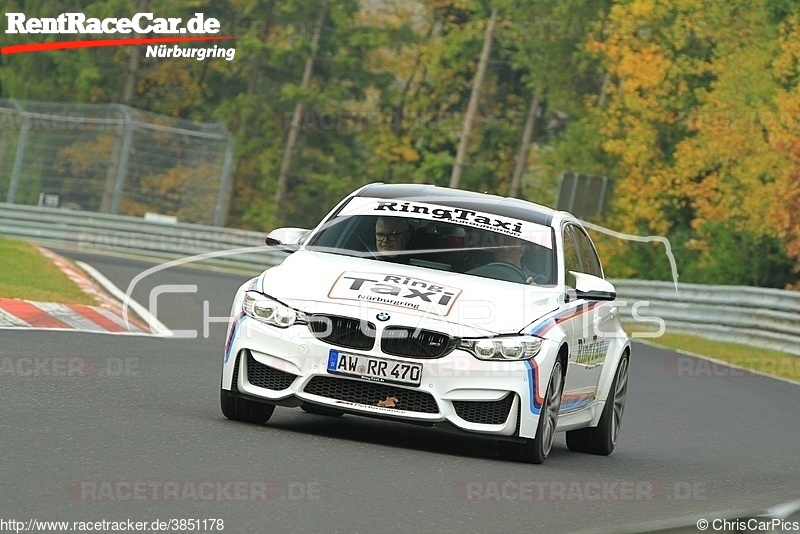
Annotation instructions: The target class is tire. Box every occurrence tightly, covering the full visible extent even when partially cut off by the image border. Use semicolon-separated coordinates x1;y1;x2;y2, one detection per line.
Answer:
301;403;345;417
498;359;565;464
566;352;629;455
220;388;275;424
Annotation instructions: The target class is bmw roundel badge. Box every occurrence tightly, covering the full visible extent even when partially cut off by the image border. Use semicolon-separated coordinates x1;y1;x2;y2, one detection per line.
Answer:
376;312;390;322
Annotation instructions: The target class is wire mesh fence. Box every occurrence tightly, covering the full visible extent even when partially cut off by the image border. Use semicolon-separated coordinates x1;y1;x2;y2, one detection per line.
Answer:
0;99;234;226
556;171;614;220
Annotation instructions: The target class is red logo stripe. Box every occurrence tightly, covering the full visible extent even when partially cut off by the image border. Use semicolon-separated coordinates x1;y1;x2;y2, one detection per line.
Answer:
1;36;234;55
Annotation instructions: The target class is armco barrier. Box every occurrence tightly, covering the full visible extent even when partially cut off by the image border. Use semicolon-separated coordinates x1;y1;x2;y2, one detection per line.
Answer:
611;279;800;356
0;203;286;273
2;204;798;356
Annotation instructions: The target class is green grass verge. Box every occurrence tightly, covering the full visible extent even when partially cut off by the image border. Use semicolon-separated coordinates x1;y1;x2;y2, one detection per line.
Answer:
625;324;799;383
0;237;96;305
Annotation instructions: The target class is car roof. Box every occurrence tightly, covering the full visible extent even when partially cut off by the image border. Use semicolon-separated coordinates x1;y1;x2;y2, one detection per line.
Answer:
356;183;559;227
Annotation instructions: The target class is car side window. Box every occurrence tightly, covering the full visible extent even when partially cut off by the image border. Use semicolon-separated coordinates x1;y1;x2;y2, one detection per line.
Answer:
562;226;581;288
572;227;603;278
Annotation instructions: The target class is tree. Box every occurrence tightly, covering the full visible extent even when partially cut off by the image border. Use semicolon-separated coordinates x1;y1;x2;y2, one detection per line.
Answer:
449;7;497;189
583;0;799;286
274;0;328;218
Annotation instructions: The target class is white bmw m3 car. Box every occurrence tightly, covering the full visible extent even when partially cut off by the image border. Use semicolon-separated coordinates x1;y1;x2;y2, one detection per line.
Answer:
221;184;630;463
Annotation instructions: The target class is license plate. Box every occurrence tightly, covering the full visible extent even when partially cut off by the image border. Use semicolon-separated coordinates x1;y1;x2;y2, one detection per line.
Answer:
326;350;422;386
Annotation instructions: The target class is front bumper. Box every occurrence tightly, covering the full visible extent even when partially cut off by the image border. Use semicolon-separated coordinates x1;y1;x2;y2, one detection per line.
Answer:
222;316;560;440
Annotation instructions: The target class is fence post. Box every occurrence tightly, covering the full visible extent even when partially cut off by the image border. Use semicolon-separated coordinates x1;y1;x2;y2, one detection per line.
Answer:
214;131;235;227
110;106;134;215
597;176;608;213
7;100;29;204
100;105;126;213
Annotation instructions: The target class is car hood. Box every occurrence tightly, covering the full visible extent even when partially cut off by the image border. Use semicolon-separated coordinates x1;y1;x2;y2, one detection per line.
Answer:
257;250;561;336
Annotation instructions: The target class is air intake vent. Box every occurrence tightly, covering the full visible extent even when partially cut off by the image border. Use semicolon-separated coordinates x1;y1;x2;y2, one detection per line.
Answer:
246;351;297;391
453;394;515;425
231;351;242;392
303;376;439;414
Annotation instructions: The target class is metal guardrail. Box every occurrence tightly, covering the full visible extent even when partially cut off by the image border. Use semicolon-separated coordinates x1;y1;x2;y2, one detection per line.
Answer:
0;203;285;273
612;279;800;356
2;204;798;355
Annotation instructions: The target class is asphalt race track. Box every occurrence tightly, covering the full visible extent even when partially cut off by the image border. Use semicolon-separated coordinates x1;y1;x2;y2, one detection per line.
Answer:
1;250;798;533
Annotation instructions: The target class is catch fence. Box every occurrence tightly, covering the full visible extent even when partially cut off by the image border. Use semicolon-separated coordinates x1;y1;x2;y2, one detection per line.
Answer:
0;99;234;226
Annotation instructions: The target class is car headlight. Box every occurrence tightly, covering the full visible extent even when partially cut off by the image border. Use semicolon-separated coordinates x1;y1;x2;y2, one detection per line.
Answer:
242;292;307;328
458;336;543;360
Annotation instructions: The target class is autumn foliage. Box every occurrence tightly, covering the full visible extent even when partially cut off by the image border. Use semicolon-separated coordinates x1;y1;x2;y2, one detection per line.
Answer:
581;0;800;287
2;0;799;287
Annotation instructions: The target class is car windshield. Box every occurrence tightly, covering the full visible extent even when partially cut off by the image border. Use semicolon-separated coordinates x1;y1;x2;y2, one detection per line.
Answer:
306;199;557;286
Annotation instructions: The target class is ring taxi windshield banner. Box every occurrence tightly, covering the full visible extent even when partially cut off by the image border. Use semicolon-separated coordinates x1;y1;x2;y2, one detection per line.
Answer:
337;196;554;250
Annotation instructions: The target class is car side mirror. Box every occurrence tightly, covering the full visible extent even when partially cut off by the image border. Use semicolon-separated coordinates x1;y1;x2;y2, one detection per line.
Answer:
568;271;616;301
265;227;310;251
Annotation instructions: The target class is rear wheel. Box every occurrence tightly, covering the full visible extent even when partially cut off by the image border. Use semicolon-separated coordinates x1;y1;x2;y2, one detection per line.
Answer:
301;403;345;417
498;360;564;464
220;388;275;424
566;352;629;455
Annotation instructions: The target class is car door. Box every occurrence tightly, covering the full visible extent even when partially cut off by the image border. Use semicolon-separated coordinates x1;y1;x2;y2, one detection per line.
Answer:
559;224;611;412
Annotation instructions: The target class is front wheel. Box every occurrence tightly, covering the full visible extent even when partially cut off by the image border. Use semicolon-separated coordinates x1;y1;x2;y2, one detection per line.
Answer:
566;352;629;455
220;388;275;424
498;359;564;464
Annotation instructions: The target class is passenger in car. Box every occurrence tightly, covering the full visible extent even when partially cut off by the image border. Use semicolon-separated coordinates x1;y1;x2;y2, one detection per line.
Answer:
375;217;412;258
494;233;540;285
